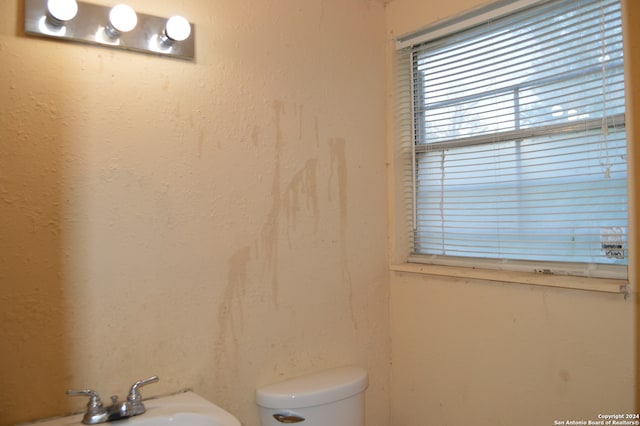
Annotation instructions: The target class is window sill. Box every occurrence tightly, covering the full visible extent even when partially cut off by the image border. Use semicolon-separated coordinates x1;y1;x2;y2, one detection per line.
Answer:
389;263;629;295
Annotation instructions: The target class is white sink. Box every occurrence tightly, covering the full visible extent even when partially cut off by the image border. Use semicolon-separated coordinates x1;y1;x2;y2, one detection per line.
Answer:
24;392;241;426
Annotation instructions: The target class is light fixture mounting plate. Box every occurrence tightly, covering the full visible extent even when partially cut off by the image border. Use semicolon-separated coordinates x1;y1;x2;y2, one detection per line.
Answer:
24;0;195;61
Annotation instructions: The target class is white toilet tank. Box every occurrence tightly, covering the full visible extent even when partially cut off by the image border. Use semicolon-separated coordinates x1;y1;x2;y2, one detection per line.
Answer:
255;366;368;426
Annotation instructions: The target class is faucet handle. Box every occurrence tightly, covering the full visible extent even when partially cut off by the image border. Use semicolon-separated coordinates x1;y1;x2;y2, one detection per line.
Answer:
66;389;108;424
66;389;103;408
127;375;159;405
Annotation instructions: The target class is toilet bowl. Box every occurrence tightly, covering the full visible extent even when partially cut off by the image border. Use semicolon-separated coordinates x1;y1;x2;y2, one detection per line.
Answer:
255;366;368;426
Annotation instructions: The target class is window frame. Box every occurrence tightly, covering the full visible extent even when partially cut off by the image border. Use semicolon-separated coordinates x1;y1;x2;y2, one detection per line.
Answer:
391;0;631;292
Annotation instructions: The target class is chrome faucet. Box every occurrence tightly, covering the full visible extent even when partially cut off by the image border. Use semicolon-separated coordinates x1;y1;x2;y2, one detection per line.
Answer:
67;376;159;424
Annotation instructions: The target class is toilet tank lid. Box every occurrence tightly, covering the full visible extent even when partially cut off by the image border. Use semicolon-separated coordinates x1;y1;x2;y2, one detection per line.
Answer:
255;366;368;409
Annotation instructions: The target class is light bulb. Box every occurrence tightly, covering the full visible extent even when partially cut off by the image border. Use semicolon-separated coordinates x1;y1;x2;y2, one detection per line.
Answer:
47;0;78;24
109;4;137;33
165;16;191;42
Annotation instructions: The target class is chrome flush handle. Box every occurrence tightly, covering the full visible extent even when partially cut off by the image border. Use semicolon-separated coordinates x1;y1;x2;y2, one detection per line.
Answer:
273;413;305;423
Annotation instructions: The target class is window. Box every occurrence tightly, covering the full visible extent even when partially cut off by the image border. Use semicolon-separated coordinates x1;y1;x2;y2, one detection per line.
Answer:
395;0;627;279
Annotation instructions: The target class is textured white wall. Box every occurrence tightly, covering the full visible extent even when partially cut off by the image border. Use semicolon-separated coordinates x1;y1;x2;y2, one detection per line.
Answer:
0;1;390;425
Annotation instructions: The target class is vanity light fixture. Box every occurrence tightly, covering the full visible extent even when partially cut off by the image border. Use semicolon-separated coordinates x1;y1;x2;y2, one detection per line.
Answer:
24;0;195;60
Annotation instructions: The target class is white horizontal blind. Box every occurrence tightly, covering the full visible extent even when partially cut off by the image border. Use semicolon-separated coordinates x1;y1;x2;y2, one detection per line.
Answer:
393;46;418;253
405;0;627;276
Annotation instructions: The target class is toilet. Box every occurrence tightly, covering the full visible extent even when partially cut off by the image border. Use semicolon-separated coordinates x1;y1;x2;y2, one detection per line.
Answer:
255;366;368;426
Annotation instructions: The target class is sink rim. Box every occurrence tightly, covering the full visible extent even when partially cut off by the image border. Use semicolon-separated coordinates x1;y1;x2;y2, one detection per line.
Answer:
137;391;241;425
21;391;241;426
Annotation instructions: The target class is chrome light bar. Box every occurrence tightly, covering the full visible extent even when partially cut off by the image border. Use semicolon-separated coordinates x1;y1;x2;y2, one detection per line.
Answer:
24;0;195;61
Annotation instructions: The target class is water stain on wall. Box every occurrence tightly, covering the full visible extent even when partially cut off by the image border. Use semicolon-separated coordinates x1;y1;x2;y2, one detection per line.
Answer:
329;138;357;328
329;138;347;227
213;103;358;402
296;104;304;141
260;102;322;303
558;370;571;383
198;130;205;158
260;100;285;305
251;125;260;146
214;245;252;389
282;159;319;234
212;100;322;408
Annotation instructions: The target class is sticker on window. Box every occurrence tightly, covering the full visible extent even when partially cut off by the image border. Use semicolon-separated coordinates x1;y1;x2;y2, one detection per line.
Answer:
601;227;626;259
